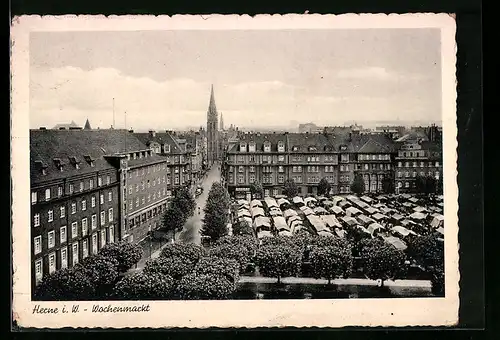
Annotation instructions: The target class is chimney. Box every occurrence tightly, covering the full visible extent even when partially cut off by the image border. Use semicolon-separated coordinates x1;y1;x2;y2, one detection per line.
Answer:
39;127;47;130
149;130;156;138
349;132;352;141
69;127;82;130
128;129;134;133
58;127;66;130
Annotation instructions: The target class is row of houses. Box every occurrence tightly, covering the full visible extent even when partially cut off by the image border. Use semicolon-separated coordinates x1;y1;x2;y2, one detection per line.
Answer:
29;128;206;290
222;129;443;200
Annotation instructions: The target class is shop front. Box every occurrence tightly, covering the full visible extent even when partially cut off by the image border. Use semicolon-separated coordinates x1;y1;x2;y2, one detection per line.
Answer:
234;186;251;201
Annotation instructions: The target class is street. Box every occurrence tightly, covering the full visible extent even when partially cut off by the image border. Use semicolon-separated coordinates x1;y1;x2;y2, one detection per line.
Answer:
178;164;221;244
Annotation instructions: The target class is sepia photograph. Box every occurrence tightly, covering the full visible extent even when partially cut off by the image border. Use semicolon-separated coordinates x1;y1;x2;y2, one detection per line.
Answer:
11;14;459;328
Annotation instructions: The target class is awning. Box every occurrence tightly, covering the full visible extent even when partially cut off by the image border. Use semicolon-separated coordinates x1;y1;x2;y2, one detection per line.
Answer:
237;199;249;206
346;195;359;202
341;216;358;226
402;202;414;208
346;206;362;216
436;227;444;235
367;222;384;234
372;213;388;221
313;206;329;215
391;213;404;221
301;207;315;216
251;199;263;208
360;195;373;204
383;236;408;251
269;209;283;217
264;197;279;209
237;210;251;218
257;230;273;239
277;198;291;207
338;200;351;208
364;207;379;215
292;196;305;205
322;200;334;207
335;229;346;238
287;214;302;225
413;206;428;213
320;214;342;228
353;200;370;209
330;206;345;215
307;215;328;232
272;216;289;231
409;211;427;220
408;197;419;203
318;230;334;237
430;214;445;228
391;225;417;237
239;216;253;226
278;230;293;237
254;216;271;228
251;206;265;218
283;209;298;219
332;196;344;204
304;197;317;205
357;214;375;226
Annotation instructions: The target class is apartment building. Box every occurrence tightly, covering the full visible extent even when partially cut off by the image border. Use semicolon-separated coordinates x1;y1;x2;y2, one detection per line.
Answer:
29;129;143;291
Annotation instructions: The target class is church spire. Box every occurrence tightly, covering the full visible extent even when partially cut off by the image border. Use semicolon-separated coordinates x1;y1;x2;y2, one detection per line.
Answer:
208;84;217;118
220;112;224;130
84;118;92;130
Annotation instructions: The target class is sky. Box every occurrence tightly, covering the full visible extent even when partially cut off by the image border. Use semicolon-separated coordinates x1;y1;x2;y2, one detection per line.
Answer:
29;29;442;130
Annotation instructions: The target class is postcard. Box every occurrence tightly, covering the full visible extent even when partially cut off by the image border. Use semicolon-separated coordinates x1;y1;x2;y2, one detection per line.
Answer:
11;13;458;328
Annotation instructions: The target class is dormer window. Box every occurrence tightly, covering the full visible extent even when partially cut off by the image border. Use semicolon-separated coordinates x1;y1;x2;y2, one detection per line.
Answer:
163;144;171;153
292;146;299;152
69;156;81;169
340;145;347;151
248;142;256;152
240;142;247;152
277;141;285;152
263;141;271;153
35;160;48;175
53;158;65;172
84;155;95;167
308;146;317;151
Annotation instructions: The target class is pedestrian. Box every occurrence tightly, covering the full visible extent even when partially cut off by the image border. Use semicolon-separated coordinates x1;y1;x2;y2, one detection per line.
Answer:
198;206;201;215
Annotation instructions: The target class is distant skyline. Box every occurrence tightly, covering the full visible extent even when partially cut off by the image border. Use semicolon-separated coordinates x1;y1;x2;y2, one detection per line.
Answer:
29;29;442;130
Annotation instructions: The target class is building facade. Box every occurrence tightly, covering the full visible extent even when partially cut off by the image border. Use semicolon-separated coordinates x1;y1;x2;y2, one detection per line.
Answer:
29;129;147;292
206;85;219;165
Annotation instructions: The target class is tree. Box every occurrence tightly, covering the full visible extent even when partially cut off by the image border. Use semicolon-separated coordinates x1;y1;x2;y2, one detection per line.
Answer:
406;234;444;268
195;256;240;284
209;235;258;271
249;181;263;199
176;273;236;300
350;173;365;195
201;182;231;241
255;237;302;283
360;238;407;287
113;272;175;300
382;176;395;194
144;255;196;280
33;268;94;301
317;177;331;196
98;241;144;273
159;242;205;264
283;179;299;198
309;238;354;284
74;255;119;298
436;176;443;195
430;264;445;296
162;187;196;239
425;176;437;195
232;219;254;236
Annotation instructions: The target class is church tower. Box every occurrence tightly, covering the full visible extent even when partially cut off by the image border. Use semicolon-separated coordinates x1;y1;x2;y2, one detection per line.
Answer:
207;85;219;165
220;113;224;131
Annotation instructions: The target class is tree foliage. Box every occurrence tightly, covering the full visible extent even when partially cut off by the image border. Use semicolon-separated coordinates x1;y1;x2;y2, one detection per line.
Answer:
176;273;235;300
283;179;299;198
144;255;196;280
34;268;94;301
309;238;353;283
113;272;175;300
406;235;444;268
201;182;231;241
195;256;240;284
430;264;445;296
382;176;395;194
415;175;437;195
232;219;254;236
162;186;196;236
209;235;258;271
317;177;331;196
159;242;205;264
360;238;407;285
98;241;144;273
255;237;302;283
350;173;365;195
75;255;120;296
249;181;263;198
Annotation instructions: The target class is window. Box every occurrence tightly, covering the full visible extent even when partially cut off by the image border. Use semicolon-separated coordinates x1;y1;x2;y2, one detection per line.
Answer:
108;208;114;222
405;182;410;188
109;226;114;243
58;206;65;219
91;214;97;229
249;174;255;183
92;234;98;254
98;177;102;186
238;166;244;173
412;172;417;177
60;226;67;243
35;259;43;283
100;194;104;204
71;222;78;238
397;171;402;178
100;211;106;226
435;161;440;167
71;203;76;214
82;200;87;211
34;235;42;254
100;229;106;248
82;239;88;258
48;253;56;274
398;161;402;167
90;196;95;208
34;213;40;227
45;188;51;200
31;192;37;204
60;247;67;269
435;171;440;179
48;230;55;248
278;155;285;162
108;191;112;202
82;218;88;236
136;198;139;207
48;210;53;222
89;179;94;189
397;181;402;188
405;171;410;178
72;242;79;265
238;175;244;184
106;176;110;185
278;175;284;183
69;184;74;194
58;186;63;197
142;197;145;205
80;181;84;192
